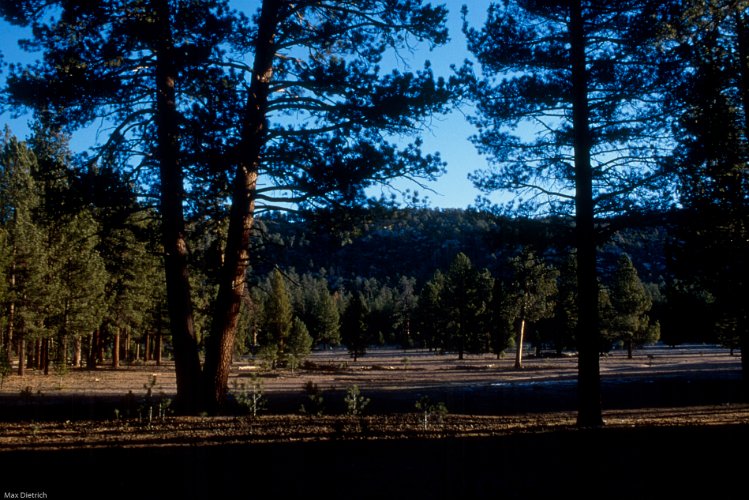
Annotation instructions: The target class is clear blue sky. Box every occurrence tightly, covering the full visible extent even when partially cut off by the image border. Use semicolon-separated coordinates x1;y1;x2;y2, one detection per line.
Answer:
0;1;498;209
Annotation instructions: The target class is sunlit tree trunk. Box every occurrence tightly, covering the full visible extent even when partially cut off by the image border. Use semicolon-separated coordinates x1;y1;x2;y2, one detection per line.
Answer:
112;329;120;369
203;0;283;412
515;319;526;369
73;336;82;367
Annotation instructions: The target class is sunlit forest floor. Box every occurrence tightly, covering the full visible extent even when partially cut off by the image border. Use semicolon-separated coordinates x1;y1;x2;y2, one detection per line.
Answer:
0;344;742;418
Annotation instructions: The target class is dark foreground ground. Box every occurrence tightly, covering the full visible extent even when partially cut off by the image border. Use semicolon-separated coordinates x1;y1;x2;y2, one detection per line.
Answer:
1;422;747;499
1;347;747;499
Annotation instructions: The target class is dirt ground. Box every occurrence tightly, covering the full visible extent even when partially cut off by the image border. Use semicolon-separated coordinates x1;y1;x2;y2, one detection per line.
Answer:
1;345;747;499
0;344;745;425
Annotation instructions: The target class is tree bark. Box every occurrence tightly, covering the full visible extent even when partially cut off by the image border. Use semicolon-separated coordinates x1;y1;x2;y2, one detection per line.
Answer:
113;330;120;369
202;0;283;412
42;338;50;376
17;336;24;376
73;336;82;367
515;319;526;369
156;316;163;366
732;12;749;401
569;0;603;427
87;332;97;369
34;339;41;370
125;330;131;364
144;333;151;362
153;0;203;413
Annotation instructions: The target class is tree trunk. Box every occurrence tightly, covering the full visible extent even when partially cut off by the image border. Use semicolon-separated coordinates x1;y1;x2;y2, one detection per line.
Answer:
156;330;163;367
202;0;283;413
515;319;526;369
569;0;603;427
125;330;131;364
87;332;97;369
17;336;24;376
627;340;633;360
741;319;749;401
4;302;14;357
34;339;41;370
153;0;203;413
112;330;120;369
145;333;151;362
73;336;82;367
42;338;50;376
733;13;749;400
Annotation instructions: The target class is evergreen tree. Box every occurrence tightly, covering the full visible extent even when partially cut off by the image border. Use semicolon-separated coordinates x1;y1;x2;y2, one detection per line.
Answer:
489;279;518;359
47;211;108;368
0;133;49;375
297;273;340;347
415;270;447;351
606;255;658;358
508;250;558;369
463;0;669;426
285;317;313;372
99;213;162;368
651;0;749;389
393;276;419;348
2;0;452;411
441;253;494;360
259;269;293;368
341;293;369;362
552;254;579;355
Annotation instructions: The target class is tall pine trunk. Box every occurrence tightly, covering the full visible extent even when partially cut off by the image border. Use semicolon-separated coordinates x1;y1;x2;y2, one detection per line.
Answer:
733;12;749;401
17;336;24;376
570;0;603;427
73;336;82;367
202;0;283;412
153;0;203;413
112;329;120;369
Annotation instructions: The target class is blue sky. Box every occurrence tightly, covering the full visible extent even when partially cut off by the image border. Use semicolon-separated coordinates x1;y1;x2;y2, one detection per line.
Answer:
0;1;498;209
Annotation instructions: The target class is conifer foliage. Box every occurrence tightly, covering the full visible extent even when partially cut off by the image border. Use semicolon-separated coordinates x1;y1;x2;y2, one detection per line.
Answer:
1;0;453;411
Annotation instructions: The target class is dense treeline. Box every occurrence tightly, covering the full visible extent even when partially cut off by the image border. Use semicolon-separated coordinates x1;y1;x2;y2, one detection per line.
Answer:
0;141;681;378
0;130;166;377
0;132;730;375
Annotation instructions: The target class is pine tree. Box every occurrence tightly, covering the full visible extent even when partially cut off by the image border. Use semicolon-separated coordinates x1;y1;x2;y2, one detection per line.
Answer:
259;269;293;368
2;0;452;411
285;317;313;373
650;0;749;389
441;253;494;360
415;270;447;352
47;211;108;368
463;0;669;426
606;255;658;358
488;279;518;360
0;133;49;375
341;293;369;362
508;250;558;369
393;276;419;348
297;273;340;348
